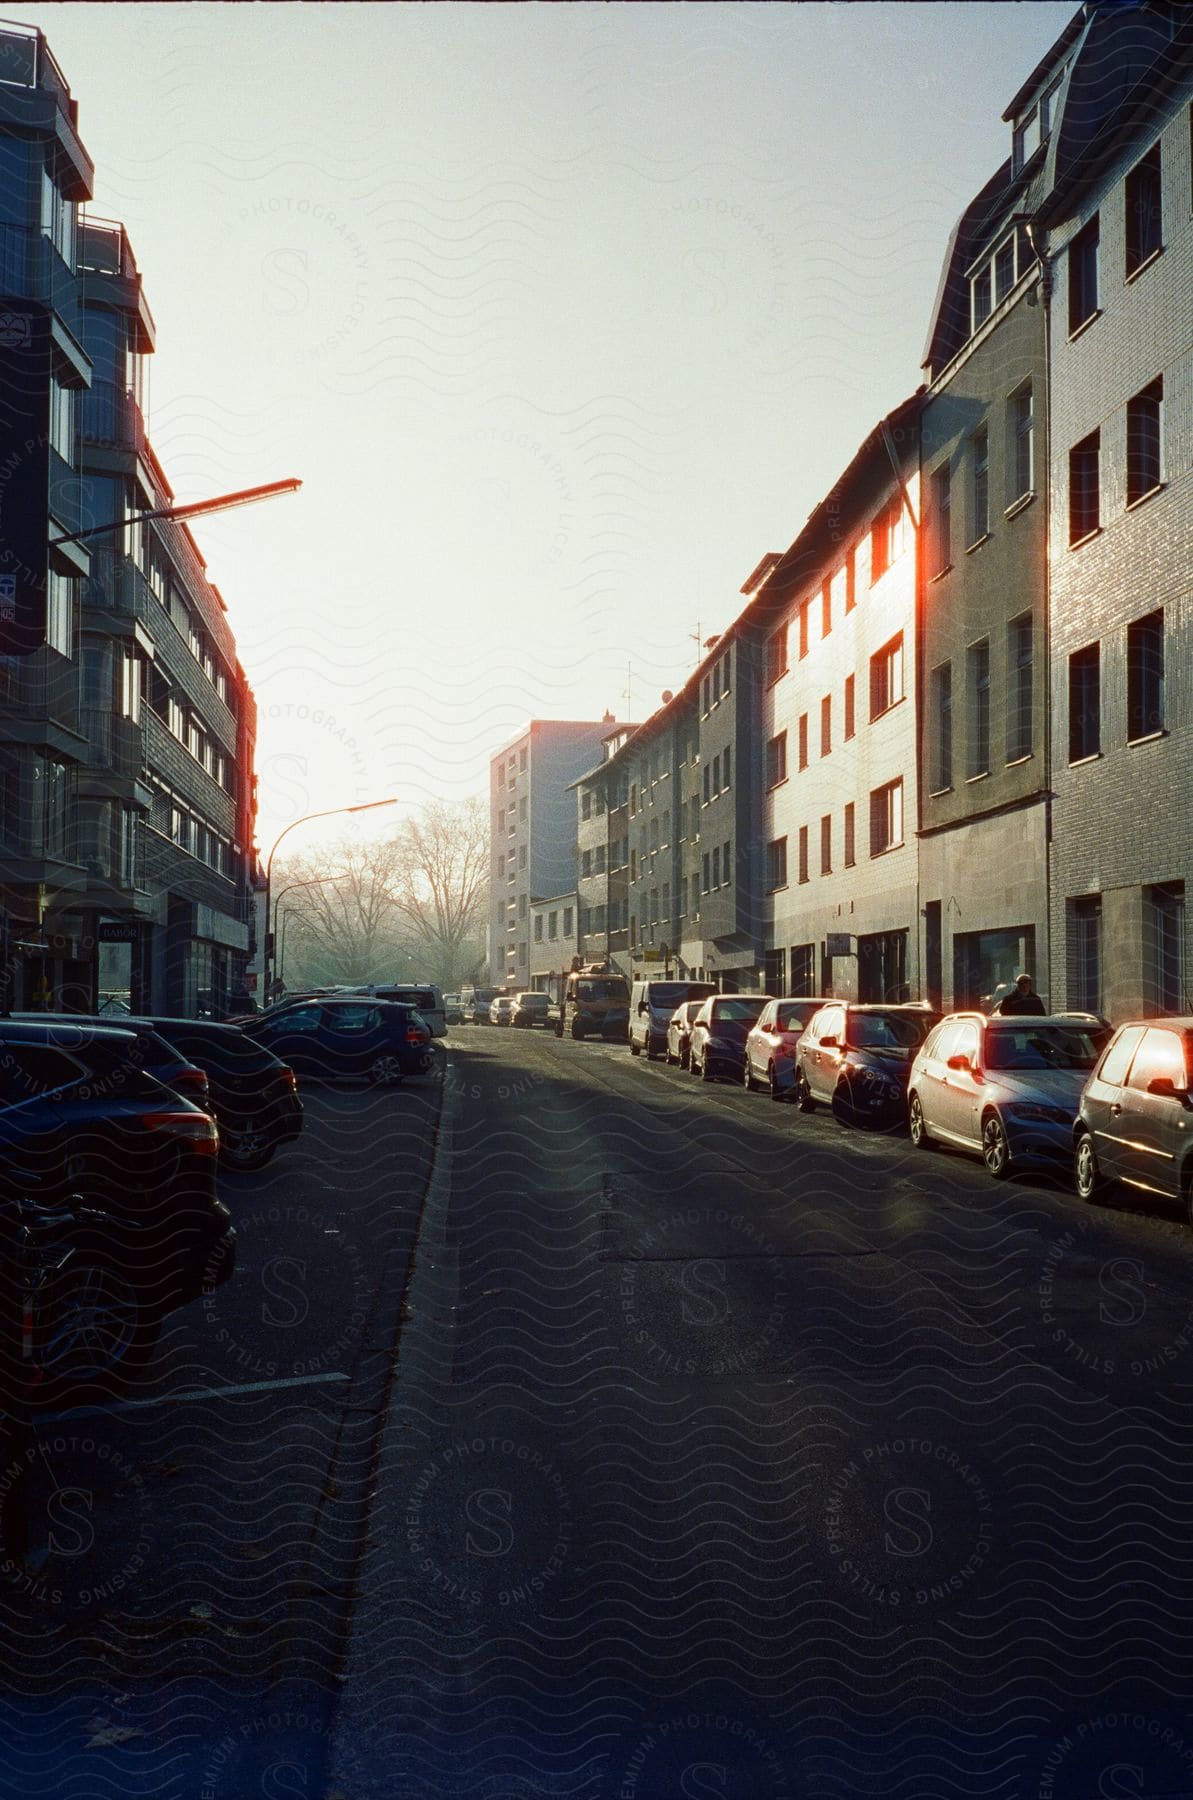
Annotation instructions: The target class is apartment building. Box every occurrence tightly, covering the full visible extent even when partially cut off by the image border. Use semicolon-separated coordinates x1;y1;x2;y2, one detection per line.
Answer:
528;888;579;993
0;21;259;1014
1041;4;1193;1019
571;719;633;972
488;717;621;988
760;397;922;1003
918;59;1054;1010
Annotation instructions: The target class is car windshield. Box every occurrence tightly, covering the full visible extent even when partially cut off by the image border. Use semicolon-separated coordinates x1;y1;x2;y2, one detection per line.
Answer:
986;1024;1110;1071
648;984;700;1008
577;980;627;1000
778;1001;822;1029
712;998;766;1023
847;1011;933;1049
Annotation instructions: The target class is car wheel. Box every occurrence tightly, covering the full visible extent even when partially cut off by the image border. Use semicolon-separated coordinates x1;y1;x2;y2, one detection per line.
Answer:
368;1053;406;1086
680;1045;691;1070
1074;1131;1106;1203
221;1127;276;1173
908;1092;934;1151
34;1257;161;1399
743;1058;757;1092
665;1045;676;1065
570;1021;585;1041
701;1053;716;1082
796;1070;816;1113
981;1110;1012;1179
630;1040;641;1057
767;1063;785;1103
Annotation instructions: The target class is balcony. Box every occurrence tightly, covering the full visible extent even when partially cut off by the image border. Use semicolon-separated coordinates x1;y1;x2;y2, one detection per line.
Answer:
80;707;146;779
0;225;87;364
79;379;147;456
78;218;155;350
0;24;93;197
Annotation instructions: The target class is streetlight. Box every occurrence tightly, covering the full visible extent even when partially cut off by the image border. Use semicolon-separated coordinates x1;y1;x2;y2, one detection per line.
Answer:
47;478;302;549
262;799;397;1001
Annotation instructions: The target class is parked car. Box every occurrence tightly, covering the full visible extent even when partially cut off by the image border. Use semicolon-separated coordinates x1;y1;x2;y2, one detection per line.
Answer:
908;1011;1112;1177
554;968;630;1042
443;993;463;1025
242;999;435;1084
629;980;716;1060
462;988;500;1024
0;1021;232;1337
796;1003;940;1127
127;1017;304;1172
1073;1018;1193;1220
511;992;550;1029
331;983;447;1038
744;998;831;1100
689;995;772;1083
665;1000;708;1070
13;1013;212;1112
490;995;515;1027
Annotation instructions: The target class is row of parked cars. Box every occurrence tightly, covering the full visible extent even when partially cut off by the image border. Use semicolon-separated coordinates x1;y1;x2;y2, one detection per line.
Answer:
622;981;1193;1226
2;992;442;1402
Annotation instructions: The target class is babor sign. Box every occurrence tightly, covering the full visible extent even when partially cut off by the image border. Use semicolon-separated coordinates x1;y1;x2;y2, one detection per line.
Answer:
97;922;140;944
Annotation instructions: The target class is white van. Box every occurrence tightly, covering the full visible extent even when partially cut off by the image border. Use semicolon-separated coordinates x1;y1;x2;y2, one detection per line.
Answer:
333;983;447;1038
629;979;717;1059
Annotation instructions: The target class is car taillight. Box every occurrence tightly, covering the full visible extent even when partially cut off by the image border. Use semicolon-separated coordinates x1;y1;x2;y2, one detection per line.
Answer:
173;1067;211;1101
143;1111;220;1155
407;1028;429;1045
279;1066;298;1091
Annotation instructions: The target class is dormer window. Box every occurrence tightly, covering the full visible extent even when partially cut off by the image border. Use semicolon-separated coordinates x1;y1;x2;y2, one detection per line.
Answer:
1013;73;1063;175
969;226;1034;336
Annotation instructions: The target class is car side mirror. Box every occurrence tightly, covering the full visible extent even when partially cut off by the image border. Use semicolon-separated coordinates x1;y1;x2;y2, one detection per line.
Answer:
820;1035;839;1050
947;1053;971;1072
1148;1076;1188;1099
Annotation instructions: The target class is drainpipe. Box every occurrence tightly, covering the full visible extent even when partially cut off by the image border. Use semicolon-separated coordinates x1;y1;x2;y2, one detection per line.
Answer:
1025;216;1054;1010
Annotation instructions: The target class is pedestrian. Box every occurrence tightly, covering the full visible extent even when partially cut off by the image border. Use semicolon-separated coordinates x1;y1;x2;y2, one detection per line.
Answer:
995;973;1047;1016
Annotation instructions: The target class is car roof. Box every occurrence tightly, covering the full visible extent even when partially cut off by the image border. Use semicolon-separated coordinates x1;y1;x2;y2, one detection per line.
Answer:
0;1018;139;1044
940;1011;1110;1028
1105;1016;1193;1032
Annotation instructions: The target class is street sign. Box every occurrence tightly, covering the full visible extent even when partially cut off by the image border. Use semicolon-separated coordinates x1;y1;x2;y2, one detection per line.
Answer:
97;922;139;944
825;932;853;957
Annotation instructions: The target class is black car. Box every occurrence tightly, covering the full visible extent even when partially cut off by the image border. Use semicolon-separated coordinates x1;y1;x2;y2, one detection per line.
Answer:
796;1002;940;1127
242;998;435;1084
13;1012;213;1113
0;1022;233;1357
125;1017;304;1172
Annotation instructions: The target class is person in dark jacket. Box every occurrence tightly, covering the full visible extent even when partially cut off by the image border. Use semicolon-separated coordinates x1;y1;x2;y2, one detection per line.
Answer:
995;973;1047;1016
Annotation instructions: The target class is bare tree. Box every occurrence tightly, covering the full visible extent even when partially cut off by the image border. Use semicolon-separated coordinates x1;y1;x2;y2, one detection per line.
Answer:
273;837;408;988
391;797;490;990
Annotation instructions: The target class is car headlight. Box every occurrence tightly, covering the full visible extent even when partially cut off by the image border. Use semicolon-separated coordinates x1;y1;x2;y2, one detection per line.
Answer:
1008;1102;1071;1124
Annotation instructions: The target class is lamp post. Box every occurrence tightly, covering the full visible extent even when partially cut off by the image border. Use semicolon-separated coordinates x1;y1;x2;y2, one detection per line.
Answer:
262;799;396;1001
269;872;350;992
47;478;302;549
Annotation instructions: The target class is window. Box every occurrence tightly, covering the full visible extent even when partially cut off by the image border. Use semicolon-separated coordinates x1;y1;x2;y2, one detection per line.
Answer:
845;549;856;613
1008;385;1033;503
766;837;788;891
766;626;788;685
593;844;606;874
46;570;73;657
519;748;527;771
702;678;710;715
711;846;720;889
797;826;809;885
931;662;952;792
1068;215;1099;332
1127;608;1164;740
930;465;951;575
722;646;732;691
563;907;573;935
869;778;903;857
798;714;808;771
518;796;527;821
821;578;831;638
870;508;891;583
820;814;832;876
1127;377;1163;504
798;598;810;660
972;264;992;331
534;915;543;942
1143;883;1184;1015
712;661;721;704
766;731;787;789
967;640;990;778
582;791;592;820
701;852;709;894
723;745;732;790
548;912;558;940
48;375;74;462
1125;143;1162;276
843;802;856;868
1007;613;1033;761
722;840;731;886
820;694;832;757
581;850;592;878
969;427;989;543
702;764;710;805
844;674;855;741
870;633;904;720
1068;644;1100;761
711;754;720;794
518;844;527;869
1069;431;1100;543
1069;896;1102;1014
994;236;1016;305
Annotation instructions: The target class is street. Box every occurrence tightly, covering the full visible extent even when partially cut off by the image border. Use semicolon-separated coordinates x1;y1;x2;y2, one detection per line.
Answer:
6;1029;1193;1797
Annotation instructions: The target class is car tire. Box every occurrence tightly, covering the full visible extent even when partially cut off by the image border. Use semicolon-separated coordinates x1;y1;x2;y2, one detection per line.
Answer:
220;1128;277;1173
831;1081;857;1127
34;1255;162;1402
1074;1130;1107;1203
908;1092;934;1151
796;1070;816;1113
767;1063;784;1103
630;1040;640;1056
665;1046;676;1065
701;1053;716;1083
368;1054;406;1086
981;1110;1012;1179
743;1059;758;1092
570;1021;585;1041
680;1046;691;1070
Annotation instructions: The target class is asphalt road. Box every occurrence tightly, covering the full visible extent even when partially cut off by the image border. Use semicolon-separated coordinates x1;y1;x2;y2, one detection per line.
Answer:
329;1023;1193;1800
6;1027;1193;1798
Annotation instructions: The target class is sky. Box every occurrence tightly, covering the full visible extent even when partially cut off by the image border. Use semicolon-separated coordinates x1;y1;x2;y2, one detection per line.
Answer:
20;1;1075;856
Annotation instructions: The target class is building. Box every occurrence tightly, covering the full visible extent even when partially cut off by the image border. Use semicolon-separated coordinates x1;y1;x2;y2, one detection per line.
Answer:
917;56;1054;1011
0;21;259;1014
488;717;624;988
760;397;922;1003
570;719;633;972
528;888;579;995
1041;3;1192;1019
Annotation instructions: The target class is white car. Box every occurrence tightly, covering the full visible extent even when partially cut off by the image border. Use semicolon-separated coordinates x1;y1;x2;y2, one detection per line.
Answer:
489;995;515;1027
